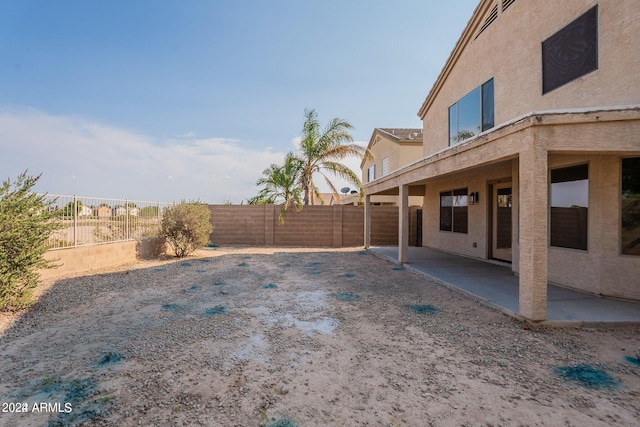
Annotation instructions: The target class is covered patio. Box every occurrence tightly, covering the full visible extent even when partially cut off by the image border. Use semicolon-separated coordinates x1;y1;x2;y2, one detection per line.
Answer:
370;246;640;326
363;108;640;322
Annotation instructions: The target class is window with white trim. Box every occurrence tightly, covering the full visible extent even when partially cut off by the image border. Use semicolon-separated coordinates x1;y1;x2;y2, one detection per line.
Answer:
381;157;389;176
367;165;376;182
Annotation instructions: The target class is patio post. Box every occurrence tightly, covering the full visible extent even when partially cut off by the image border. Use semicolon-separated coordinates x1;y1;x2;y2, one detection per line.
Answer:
518;135;548;321
398;184;409;264
364;194;371;248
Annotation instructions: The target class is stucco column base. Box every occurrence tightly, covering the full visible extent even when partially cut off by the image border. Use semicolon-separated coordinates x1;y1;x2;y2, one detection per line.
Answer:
518;135;548;321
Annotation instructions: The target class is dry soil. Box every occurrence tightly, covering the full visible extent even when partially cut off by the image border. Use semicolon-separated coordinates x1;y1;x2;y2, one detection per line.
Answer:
1;247;639;427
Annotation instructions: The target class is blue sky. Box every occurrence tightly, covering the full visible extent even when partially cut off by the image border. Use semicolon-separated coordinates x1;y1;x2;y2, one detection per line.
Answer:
1;0;478;203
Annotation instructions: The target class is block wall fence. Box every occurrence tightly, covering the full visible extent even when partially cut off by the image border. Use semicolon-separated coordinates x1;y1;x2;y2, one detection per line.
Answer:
39;205;419;282
40;241;138;281
208;204;422;247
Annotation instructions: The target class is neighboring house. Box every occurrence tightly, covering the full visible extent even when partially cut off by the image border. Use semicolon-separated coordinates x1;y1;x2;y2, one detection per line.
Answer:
92;206;112;218
360;128;424;207
111;206;139;217
78;205;93;217
314;193;342;206
364;0;640;321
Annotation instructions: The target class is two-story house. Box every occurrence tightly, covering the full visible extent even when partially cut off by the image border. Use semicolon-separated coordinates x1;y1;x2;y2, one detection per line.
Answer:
358;128;424;206
363;0;640;321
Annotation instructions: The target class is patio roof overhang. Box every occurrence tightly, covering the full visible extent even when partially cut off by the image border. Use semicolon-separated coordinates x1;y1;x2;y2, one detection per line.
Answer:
364;106;640;196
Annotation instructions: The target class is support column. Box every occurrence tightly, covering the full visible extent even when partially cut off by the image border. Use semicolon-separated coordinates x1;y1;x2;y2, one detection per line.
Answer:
518;134;548;321
364;195;371;248
398;184;409;264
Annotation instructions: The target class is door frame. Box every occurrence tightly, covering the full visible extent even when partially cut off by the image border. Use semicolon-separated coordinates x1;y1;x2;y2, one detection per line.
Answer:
491;181;513;262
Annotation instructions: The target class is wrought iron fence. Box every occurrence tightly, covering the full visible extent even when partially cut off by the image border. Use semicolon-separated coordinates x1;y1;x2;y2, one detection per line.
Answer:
41;194;173;250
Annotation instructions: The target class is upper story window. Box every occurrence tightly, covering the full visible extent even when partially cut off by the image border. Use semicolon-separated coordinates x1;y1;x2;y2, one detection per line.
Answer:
367;164;376;182
448;78;494;146
381;157;389;176
542;5;598;94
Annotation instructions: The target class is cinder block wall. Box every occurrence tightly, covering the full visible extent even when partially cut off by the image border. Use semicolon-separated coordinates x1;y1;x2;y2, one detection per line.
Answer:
40;241;137;281
209;204;405;247
370;206;399;246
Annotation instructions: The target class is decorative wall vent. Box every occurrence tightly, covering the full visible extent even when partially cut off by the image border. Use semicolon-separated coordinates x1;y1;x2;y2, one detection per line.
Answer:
502;0;517;12
477;4;498;37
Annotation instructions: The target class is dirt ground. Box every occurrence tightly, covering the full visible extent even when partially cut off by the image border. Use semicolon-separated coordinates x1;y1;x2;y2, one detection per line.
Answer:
1;247;639;427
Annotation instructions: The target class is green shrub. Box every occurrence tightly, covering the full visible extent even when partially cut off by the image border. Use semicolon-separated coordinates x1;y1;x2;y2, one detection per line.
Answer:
160;201;212;258
0;171;62;311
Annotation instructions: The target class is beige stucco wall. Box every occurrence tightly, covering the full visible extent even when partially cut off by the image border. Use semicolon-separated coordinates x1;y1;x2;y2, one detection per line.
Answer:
362;134;423;184
421;0;640;157
420;150;640;301
547;154;640;300
422;161;513;260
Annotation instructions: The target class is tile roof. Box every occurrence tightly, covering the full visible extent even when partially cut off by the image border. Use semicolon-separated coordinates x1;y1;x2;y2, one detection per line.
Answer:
377;128;423;142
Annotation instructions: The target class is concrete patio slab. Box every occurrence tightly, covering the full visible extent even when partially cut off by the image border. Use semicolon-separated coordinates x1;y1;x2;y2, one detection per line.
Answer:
369;246;640;326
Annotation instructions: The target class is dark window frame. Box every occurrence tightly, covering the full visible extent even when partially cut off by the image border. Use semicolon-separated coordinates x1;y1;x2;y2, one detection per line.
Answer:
549;163;589;250
448;78;495;146
621;157;640;256
440;188;468;233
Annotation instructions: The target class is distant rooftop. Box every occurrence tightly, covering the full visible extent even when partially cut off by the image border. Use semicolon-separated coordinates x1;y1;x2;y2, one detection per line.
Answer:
377;128;423;141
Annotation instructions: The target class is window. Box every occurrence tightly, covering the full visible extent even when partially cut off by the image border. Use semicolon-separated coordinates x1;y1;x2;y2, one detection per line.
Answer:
622;157;640;256
381;157;389;176
367;164;376;182
550;164;588;250
449;79;494;146
440;188;468;233
542;6;598;94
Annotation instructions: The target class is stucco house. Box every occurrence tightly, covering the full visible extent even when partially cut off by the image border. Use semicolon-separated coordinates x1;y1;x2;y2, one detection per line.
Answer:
92;205;112;218
78;205;93;217
363;0;640;321
356;128;424;207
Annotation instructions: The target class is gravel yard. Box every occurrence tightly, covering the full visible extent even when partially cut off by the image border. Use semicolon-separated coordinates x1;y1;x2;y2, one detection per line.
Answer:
1;247;639;427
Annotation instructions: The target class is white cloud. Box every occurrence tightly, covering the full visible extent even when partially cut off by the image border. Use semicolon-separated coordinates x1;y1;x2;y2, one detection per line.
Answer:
0;108;285;204
0;108;368;204
291;136;302;150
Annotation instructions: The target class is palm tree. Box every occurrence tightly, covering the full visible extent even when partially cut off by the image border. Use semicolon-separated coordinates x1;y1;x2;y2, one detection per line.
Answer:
297;108;371;205
254;153;303;222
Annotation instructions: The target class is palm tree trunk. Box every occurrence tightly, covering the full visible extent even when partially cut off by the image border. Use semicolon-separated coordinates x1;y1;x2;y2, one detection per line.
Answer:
302;177;310;205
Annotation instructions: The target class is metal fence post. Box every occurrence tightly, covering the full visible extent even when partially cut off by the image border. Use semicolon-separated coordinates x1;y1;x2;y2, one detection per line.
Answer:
73;194;78;247
125;199;129;240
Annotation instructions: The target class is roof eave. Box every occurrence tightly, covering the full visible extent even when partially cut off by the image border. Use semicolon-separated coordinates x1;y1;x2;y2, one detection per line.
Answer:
417;0;493;120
